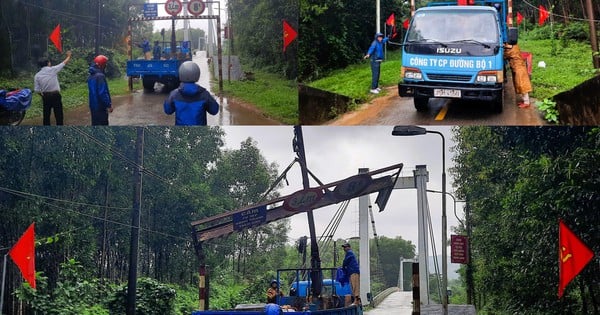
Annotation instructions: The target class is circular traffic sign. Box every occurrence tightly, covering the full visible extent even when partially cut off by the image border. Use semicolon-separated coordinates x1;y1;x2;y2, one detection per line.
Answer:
165;0;183;16
188;0;206;16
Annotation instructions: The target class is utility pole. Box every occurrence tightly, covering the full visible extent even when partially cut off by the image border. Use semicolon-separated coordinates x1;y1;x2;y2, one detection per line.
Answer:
95;0;101;54
585;0;600;68
126;128;144;315
465;201;474;306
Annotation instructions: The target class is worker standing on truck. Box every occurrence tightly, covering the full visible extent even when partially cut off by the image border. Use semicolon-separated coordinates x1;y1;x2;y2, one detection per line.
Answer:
153;41;162;60
139;38;151;60
163;61;219;125
504;43;532;108
363;32;389;94
341;243;361;306
266;279;284;304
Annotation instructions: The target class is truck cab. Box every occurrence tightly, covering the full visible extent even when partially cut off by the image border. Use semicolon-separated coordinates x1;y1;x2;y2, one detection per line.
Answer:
399;0;518;113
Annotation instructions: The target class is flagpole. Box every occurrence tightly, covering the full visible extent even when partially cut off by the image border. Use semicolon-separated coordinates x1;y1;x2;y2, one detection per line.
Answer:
0;254;7;315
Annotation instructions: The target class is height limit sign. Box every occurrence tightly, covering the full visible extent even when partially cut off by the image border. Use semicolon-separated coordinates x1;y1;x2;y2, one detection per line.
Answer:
188;0;206;16
165;0;183;16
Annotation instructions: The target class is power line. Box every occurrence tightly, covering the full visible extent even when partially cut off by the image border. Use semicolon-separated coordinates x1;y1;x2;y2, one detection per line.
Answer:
0;186;131;211
1;186;191;243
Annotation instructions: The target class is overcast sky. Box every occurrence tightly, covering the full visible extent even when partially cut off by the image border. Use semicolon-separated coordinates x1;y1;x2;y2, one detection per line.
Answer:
219;126;462;262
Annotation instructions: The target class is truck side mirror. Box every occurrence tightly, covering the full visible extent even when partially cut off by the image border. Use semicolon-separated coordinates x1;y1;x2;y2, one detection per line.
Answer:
507;27;518;45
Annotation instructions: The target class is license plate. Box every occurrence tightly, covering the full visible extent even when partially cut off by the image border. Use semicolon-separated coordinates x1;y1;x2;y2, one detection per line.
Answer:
434;89;461;98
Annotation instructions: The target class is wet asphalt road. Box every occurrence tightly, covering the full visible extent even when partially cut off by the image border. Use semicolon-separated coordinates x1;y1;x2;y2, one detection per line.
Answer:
329;79;546;126
23;51;280;126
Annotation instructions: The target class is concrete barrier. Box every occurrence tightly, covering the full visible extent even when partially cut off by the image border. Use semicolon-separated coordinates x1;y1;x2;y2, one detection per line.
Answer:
553;75;600;125
299;84;354;125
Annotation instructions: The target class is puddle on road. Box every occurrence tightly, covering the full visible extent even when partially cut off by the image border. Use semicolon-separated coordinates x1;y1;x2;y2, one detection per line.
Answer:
23;89;280;126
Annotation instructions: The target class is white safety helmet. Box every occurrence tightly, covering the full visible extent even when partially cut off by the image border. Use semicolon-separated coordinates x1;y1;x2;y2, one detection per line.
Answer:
178;61;200;83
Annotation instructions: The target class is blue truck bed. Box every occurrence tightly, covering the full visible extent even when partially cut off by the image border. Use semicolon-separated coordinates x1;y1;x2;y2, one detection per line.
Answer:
126;59;181;77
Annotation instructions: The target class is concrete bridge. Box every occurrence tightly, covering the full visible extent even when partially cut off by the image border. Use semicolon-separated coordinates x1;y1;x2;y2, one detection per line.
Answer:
365;290;476;315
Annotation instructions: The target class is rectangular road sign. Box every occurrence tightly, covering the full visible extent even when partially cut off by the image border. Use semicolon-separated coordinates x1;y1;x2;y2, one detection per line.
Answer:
451;234;469;264
143;3;158;18
233;205;267;231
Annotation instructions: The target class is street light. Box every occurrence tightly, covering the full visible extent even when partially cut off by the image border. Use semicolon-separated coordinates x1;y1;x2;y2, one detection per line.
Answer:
392;125;448;315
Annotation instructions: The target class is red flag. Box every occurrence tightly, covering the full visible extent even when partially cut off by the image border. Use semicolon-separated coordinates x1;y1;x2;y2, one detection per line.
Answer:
403;19;410;30
49;24;62;53
9;223;36;289
539;5;549;26
386;13;395;27
516;12;523;25
283;20;297;52
386;13;397;39
558;220;593;298
458;0;467;5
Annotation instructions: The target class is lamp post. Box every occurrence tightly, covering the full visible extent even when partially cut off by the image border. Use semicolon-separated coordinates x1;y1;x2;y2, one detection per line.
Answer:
392;125;448;315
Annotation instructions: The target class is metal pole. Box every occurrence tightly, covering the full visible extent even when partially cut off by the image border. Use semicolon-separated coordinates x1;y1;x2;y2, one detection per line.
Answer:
126;127;144;315
1;254;7;315
216;16;223;94
376;0;381;33
293;126;322;298
358;168;371;306
95;0;100;55
414;165;429;304
426;131;447;315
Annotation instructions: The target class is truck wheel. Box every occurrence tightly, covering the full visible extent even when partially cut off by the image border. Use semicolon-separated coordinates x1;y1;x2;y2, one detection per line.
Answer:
414;96;429;112
142;77;156;92
491;92;504;113
162;76;180;93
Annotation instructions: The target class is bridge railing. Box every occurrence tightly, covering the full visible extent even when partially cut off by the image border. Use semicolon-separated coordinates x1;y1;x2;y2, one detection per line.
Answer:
371;287;400;308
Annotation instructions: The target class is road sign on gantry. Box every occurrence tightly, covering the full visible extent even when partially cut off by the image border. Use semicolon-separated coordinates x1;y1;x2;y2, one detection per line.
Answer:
188;0;206;16
165;0;183;16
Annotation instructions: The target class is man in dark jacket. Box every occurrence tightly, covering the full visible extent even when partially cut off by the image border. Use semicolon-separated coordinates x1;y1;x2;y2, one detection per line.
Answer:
364;32;389;94
341;243;361;306
87;55;113;125
164;61;219;125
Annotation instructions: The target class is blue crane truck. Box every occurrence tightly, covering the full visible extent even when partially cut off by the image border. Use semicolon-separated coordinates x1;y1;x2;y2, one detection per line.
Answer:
126;58;183;92
398;0;518;113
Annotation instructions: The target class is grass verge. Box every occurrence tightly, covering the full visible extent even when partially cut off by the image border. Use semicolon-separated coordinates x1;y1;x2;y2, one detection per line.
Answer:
221;70;298;125
518;38;596;100
308;50;402;102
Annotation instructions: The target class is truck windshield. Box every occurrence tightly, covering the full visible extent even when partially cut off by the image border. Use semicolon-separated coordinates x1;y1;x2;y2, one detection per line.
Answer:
407;11;499;44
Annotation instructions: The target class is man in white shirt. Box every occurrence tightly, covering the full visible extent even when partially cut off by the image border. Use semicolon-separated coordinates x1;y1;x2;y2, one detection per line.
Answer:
34;51;72;125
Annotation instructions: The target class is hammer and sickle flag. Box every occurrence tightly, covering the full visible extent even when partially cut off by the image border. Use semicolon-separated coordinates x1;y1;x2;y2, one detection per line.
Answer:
8;223;36;289
283;20;297;52
558;219;593;298
49;24;62;53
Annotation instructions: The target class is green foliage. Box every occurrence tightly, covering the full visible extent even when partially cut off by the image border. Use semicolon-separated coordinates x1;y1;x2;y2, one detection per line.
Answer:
299;0;405;81
108;278;177;315
222;70;298;124
229;0;298;79
452;127;600;314
15;259;113;315
516;38;595;100
308;50;401;101
535;98;559;123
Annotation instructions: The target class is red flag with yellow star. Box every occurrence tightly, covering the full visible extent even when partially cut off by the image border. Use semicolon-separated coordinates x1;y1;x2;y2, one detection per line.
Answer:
558;220;593;298
283;20;297;52
9;223;36;289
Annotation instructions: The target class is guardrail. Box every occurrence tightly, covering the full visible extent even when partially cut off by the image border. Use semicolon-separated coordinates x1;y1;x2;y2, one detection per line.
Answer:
371;287;400;308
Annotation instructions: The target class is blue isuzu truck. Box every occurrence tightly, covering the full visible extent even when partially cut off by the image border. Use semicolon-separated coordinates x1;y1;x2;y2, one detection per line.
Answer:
398;0;518;113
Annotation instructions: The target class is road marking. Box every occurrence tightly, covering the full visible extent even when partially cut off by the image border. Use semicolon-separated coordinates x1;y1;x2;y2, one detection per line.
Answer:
435;105;448;120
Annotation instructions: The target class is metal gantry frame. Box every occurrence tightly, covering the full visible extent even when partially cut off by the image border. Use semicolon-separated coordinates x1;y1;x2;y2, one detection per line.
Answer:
126;2;223;93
